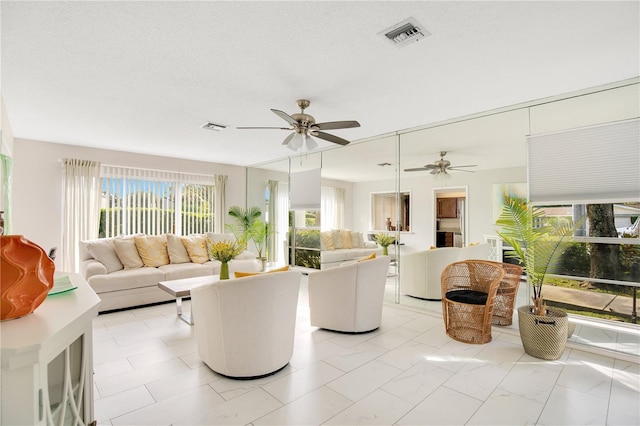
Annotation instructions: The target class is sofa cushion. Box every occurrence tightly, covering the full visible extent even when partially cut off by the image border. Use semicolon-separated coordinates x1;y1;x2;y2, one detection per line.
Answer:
113;237;144;269
181;235;209;264
135;235;169;267
340;230;353;249
159;262;214;280
87;239;123;273
331;229;343;249
351;231;363;249
320;231;335;251
167;234;191;264
87;266;165;293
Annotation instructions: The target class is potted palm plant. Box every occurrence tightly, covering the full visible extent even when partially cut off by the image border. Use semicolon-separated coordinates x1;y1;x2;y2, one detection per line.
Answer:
226;206;274;271
495;195;577;360
246;219;275;271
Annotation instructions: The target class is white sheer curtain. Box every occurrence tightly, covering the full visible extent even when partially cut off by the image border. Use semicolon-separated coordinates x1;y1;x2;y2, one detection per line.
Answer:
215;174;228;233
267;180;279;263
277;181;289;265
321;187;345;230
62;159;101;272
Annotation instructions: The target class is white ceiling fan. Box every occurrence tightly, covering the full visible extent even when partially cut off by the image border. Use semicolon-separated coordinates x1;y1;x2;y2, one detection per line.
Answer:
404;151;477;179
237;99;360;151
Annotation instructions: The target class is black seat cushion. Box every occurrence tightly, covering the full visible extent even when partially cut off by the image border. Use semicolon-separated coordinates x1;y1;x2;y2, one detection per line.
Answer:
445;290;488;305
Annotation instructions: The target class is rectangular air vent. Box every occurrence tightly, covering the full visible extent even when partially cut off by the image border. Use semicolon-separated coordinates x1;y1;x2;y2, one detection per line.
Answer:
201;122;227;131
380;18;430;47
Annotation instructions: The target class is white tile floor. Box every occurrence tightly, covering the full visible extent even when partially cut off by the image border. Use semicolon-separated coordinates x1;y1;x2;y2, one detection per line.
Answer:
92;276;640;426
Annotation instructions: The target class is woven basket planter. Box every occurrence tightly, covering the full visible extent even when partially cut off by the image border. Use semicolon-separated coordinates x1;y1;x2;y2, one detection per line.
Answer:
517;305;568;360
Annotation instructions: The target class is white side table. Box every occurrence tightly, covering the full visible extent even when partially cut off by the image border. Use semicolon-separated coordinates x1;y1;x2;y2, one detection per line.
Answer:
1;273;101;426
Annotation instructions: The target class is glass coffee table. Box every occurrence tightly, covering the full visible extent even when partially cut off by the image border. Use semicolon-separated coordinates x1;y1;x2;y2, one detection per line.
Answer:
158;275;219;325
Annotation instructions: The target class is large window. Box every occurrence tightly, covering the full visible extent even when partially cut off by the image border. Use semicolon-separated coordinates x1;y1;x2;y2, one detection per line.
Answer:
538;201;639;323
99;166;215;237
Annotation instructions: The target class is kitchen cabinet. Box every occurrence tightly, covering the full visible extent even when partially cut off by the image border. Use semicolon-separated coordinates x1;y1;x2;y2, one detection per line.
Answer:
436;231;454;248
437;198;458;218
1;273;100;426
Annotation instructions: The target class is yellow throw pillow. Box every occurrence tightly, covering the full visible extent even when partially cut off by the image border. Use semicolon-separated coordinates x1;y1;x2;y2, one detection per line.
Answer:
430;246;438;250
340;229;353;249
181;235;209;264
467;242;479;247
320;231;335;251
358;252;376;262
134;235;169;267
234;265;290;278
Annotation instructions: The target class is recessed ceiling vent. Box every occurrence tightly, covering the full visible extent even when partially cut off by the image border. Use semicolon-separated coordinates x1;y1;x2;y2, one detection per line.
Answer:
380;18;430;47
201;122;227;131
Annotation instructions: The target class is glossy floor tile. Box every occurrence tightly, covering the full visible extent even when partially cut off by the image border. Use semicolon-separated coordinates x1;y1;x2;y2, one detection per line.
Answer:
93;277;639;425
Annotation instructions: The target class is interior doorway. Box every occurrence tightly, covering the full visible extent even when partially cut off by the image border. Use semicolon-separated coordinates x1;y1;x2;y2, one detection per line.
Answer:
434;186;468;248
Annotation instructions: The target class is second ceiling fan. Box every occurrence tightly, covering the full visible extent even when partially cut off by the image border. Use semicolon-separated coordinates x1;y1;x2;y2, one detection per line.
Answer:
404;151;477;177
237;99;360;151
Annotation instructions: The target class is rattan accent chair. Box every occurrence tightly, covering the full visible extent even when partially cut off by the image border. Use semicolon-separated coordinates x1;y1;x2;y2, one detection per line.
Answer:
441;260;505;344
491;262;524;326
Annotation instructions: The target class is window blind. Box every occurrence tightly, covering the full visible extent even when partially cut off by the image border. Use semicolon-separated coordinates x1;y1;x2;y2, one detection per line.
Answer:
289;168;321;210
527;118;640;204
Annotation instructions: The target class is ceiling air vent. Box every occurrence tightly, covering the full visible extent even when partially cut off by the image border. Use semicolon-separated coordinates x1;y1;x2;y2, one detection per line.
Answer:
201;122;227;131
380;18;430;48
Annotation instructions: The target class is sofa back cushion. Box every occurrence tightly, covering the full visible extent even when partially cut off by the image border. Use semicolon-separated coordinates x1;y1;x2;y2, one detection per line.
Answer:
181;235;209;264
87;239;123;273
134;235;169;267
113;237;144;269
166;234;191;264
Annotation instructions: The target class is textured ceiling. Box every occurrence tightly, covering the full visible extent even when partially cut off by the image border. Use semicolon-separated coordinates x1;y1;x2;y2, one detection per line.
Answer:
2;1;639;179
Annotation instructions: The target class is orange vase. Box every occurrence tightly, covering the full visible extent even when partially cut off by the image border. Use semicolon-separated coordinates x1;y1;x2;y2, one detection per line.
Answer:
1;235;55;321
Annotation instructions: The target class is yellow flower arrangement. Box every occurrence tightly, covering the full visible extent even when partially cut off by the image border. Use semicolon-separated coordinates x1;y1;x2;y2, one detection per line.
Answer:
374;232;395;256
207;239;247;262
374;232;395;248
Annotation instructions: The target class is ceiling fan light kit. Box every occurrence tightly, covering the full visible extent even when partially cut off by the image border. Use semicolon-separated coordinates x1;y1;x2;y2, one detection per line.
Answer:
238;99;360;152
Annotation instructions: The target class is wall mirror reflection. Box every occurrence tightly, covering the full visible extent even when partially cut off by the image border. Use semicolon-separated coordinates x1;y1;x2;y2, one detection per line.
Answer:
371;191;411;232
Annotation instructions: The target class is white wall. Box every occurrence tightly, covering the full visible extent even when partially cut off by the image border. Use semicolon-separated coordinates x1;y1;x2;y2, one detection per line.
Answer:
12;138;246;269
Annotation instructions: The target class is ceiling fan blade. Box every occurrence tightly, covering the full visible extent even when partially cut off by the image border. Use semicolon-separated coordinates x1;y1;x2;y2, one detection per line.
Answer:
448;168;476;173
313;120;361;131
271;109;299;126
404;164;437;172
448;165;477;169
314;131;350;146
237;126;291;130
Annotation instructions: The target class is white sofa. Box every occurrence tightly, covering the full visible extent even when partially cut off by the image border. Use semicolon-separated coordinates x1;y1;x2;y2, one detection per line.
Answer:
319;229;382;269
308;255;391;333
400;244;491;300
191;270;302;379
80;233;260;312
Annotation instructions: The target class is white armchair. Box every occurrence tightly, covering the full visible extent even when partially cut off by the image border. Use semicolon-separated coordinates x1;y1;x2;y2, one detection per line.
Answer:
400;244;491;300
308;255;391;333
191;270;302;379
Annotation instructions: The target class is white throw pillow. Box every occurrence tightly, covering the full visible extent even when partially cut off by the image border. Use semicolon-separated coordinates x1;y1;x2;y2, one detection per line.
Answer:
87;239;123;274
113;237;144;269
350;231;362;249
332;229;343;249
167;234;191;264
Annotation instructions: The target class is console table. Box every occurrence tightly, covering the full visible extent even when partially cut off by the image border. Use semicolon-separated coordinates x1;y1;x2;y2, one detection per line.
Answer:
1;272;101;426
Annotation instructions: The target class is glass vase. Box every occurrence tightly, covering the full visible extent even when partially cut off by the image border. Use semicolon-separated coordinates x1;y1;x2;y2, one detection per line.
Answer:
220;261;229;280
382;246;389;256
